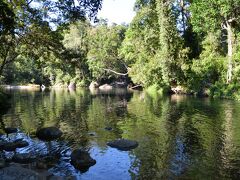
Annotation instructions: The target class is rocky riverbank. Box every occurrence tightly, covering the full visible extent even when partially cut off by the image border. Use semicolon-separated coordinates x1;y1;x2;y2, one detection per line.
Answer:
0;125;139;178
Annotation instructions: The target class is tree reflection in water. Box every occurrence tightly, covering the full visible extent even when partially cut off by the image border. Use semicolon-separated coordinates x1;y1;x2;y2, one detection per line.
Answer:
1;88;240;179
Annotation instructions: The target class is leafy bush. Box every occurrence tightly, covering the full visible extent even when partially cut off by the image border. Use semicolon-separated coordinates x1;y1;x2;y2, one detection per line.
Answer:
209;82;240;99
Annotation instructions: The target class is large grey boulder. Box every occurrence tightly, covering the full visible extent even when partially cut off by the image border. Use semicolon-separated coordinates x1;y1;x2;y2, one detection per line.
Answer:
107;139;138;151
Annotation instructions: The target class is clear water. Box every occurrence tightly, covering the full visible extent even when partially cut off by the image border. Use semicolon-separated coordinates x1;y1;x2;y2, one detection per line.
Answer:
2;88;240;179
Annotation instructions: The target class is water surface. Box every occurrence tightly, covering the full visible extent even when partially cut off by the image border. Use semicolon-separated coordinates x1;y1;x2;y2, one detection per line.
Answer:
2;88;240;179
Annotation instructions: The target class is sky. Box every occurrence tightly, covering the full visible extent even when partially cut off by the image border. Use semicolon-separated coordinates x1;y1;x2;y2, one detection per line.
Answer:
97;0;136;25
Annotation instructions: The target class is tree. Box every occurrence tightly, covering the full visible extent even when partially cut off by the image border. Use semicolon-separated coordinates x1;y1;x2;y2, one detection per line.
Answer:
0;0;103;77
62;21;91;84
190;0;240;83
155;0;184;85
0;0;15;34
120;0;161;87
87;22;127;81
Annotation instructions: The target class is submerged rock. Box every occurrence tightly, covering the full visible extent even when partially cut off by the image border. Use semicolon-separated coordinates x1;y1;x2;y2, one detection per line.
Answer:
70;149;96;172
0;166;42;179
36;127;62;141
107;139;138;151
12;153;36;164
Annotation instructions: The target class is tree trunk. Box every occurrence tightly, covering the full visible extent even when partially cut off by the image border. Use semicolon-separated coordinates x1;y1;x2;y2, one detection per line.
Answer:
0;55;8;76
226;23;234;83
180;0;185;33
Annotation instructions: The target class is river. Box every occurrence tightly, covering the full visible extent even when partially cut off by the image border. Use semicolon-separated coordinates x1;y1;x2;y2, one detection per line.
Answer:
1;88;240;179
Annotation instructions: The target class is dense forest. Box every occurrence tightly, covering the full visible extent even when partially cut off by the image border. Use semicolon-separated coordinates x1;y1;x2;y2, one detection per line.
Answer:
1;0;240;99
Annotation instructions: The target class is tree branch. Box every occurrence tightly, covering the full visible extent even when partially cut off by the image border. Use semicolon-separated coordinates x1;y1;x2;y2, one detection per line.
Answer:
27;0;34;6
228;17;237;23
103;68;129;76
129;84;142;90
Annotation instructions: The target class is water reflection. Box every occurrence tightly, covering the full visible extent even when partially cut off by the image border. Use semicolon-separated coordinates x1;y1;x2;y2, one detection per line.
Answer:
1;88;240;178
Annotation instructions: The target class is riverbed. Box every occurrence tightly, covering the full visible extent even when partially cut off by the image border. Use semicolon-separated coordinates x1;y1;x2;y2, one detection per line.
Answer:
1;88;240;179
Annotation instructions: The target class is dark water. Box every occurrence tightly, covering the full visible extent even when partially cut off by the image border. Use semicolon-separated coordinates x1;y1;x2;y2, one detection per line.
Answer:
2;88;240;179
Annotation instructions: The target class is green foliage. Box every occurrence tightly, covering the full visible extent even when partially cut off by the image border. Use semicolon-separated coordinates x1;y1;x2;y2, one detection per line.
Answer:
232;33;240;81
0;0;15;34
87;23;127;81
62;21;91;85
156;0;183;84
190;0;240;33
120;0;161;86
2;0;240;100
188;34;225;92
209;82;240;99
0;0;103;86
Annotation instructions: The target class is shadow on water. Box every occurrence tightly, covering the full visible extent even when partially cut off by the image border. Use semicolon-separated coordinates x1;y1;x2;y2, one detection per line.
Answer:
1;88;240;178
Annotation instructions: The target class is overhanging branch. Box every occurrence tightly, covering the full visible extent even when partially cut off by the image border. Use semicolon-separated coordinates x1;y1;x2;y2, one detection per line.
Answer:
103;68;129;76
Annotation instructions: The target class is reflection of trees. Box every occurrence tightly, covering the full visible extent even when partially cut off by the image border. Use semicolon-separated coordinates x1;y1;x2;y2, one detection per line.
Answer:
122;94;185;179
3;89;240;178
2;89;134;150
120;93;240;179
218;101;240;179
86;90;134;149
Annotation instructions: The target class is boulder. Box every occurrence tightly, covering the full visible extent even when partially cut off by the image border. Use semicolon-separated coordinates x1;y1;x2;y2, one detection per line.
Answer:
2;142;18;151
68;82;76;89
107;139;138;151
70;149;96;172
36;127;62;141
0;140;29;151
12;153;36;164
99;84;113;91
14;139;29;148
4;127;18;135
89;81;99;89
